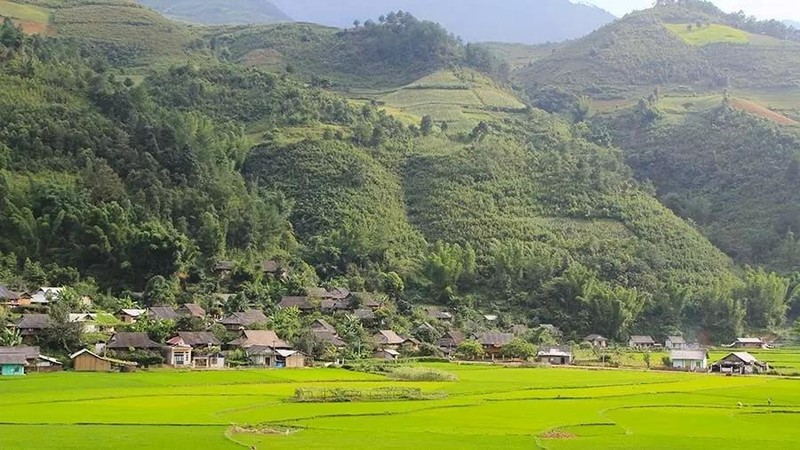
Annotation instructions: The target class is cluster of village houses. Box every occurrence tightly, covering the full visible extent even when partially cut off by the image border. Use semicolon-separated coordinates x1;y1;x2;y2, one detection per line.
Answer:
0;284;774;376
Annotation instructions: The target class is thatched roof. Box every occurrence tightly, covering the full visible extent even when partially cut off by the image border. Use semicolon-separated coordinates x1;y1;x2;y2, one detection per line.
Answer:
107;332;162;349
167;332;220;347
373;330;407;346
148;306;178;320
229;330;288;349
16;315;50;330
219;310;268;327
0;346;40;359
473;332;514;347
176;303;206;318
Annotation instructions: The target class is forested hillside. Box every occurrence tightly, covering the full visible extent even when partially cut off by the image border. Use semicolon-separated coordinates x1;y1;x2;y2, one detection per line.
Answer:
1;2;799;344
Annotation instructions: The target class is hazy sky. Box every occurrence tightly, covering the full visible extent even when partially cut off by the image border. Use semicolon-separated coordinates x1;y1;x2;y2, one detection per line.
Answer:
584;0;800;22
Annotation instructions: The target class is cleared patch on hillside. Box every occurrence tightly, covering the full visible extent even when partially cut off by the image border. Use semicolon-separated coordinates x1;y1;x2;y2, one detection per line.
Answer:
731;98;799;126
0;0;54;35
664;23;749;45
370;69;526;132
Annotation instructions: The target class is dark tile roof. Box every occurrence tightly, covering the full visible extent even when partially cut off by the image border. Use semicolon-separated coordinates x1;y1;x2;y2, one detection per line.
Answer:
0;354;27;365
214;261;235;271
0;286;21;300
176;303;206;317
352;308;376;320
278;296;314;310
0;346;40;359
107;332;162;349
16;314;50;330
312;330;346;347
373;330;407;345
310;319;336;333
260;260;279;273
228;330;288;348
219;310;268;327
170;332;220;347
474;332;515;347
438;330;465;347
148;306;178;320
326;287;351;300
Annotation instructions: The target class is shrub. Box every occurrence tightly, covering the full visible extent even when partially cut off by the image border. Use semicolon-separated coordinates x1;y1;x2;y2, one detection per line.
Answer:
388;366;457;382
292;387;447;402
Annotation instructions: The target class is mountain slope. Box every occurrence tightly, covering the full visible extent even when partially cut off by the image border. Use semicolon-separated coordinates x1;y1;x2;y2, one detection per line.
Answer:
138;0;292;25
270;0;614;44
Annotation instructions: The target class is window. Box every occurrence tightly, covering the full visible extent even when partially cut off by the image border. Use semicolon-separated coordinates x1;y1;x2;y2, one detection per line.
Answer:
174;353;185;365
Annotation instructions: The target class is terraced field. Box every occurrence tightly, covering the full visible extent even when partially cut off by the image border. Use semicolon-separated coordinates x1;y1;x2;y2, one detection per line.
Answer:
357;70;527;133
2;363;800;449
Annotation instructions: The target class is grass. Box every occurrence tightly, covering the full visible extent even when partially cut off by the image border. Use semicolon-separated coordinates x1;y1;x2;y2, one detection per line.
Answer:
2;363;800;449
664;23;750;46
0;1;51;24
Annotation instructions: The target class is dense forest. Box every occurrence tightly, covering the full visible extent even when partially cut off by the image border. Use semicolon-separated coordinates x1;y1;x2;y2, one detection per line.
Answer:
1;0;800;351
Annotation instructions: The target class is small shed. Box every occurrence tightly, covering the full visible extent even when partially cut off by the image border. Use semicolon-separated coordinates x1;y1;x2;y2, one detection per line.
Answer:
374;348;400;361
670;349;708;371
583;334;608;348
70;349;136;372
116;309;147;324
536;347;573;365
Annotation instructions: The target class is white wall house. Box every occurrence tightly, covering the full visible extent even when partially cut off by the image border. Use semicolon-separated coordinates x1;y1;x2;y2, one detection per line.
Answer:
670;349;708;371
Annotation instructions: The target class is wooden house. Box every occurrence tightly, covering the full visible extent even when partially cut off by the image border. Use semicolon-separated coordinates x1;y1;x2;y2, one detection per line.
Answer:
583;334;608;347
14;315;50;343
277;296;316;313
176;303;206;318
536;347;573;365
373;348;400;360
228;330;289;350
352;308;376;322
115;309;147;324
106;332;163;353
218;310;268;331
670;349;708;371
665;336;687;350
148;306;178;321
732;338;766;349
473;332;515;359
0;353;26;376
438;330;465;355
712;352;768;375
372;330;410;349
628;335;657;348
0;285;22;306
70;349;136;372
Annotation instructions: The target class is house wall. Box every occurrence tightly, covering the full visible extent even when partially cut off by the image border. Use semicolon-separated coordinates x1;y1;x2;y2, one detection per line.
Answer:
1;364;25;376
284;354;305;368
73;353;112;372
673;359;707;370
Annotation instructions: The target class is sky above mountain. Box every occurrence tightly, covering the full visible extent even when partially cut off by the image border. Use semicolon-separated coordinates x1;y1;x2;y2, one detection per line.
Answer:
584;0;800;21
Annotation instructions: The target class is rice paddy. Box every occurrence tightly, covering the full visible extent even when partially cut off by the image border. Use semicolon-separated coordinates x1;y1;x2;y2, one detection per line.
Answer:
2;360;800;449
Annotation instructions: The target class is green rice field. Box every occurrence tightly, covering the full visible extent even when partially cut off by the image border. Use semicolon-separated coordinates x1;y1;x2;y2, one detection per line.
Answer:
3;362;800;449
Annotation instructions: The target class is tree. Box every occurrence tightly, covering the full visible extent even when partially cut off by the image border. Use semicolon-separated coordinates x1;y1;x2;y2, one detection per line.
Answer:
143;275;176;307
270;306;301;341
455;340;485;360
0;327;21;346
131;318;176;344
420;115;433;136
41;301;83;353
502;338;537;359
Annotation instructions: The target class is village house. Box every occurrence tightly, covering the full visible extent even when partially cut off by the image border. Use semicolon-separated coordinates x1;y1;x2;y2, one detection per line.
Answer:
277;296;316;313
259;260;280;276
373;348;400;361
148;306;178;321
115;309;147;324
356;293;382;310
670;349;708;371
218;310;269;331
473;332;515;359
0;285;22;306
438;330;465;355
308;319;346;349
423;306;453;323
536;347;574;365
229;330;289;350
732;338;766;349
712;352;769;375
0;346;61;374
628;335;657;349
30;287;64;306
70;349;136;372
0;353;26;376
106;332;163;353
213;260;235;274
247;347;305;368
583;334;609;347
352;308;376;322
163;342;192;367
665;336;687;350
373;330;411;350
167;332;223;368
175;303;206;318
13;314;50;343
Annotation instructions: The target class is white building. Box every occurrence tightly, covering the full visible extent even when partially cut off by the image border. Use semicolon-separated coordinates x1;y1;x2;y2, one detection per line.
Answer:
670;349;708;371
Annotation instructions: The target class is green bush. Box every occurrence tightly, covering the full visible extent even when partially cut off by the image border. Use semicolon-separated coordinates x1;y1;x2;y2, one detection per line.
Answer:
388;366;457;382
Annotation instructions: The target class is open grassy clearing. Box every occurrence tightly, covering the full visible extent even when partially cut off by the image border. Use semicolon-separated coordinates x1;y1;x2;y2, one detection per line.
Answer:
2;363;800;449
664;23;750;46
0;0;53;34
